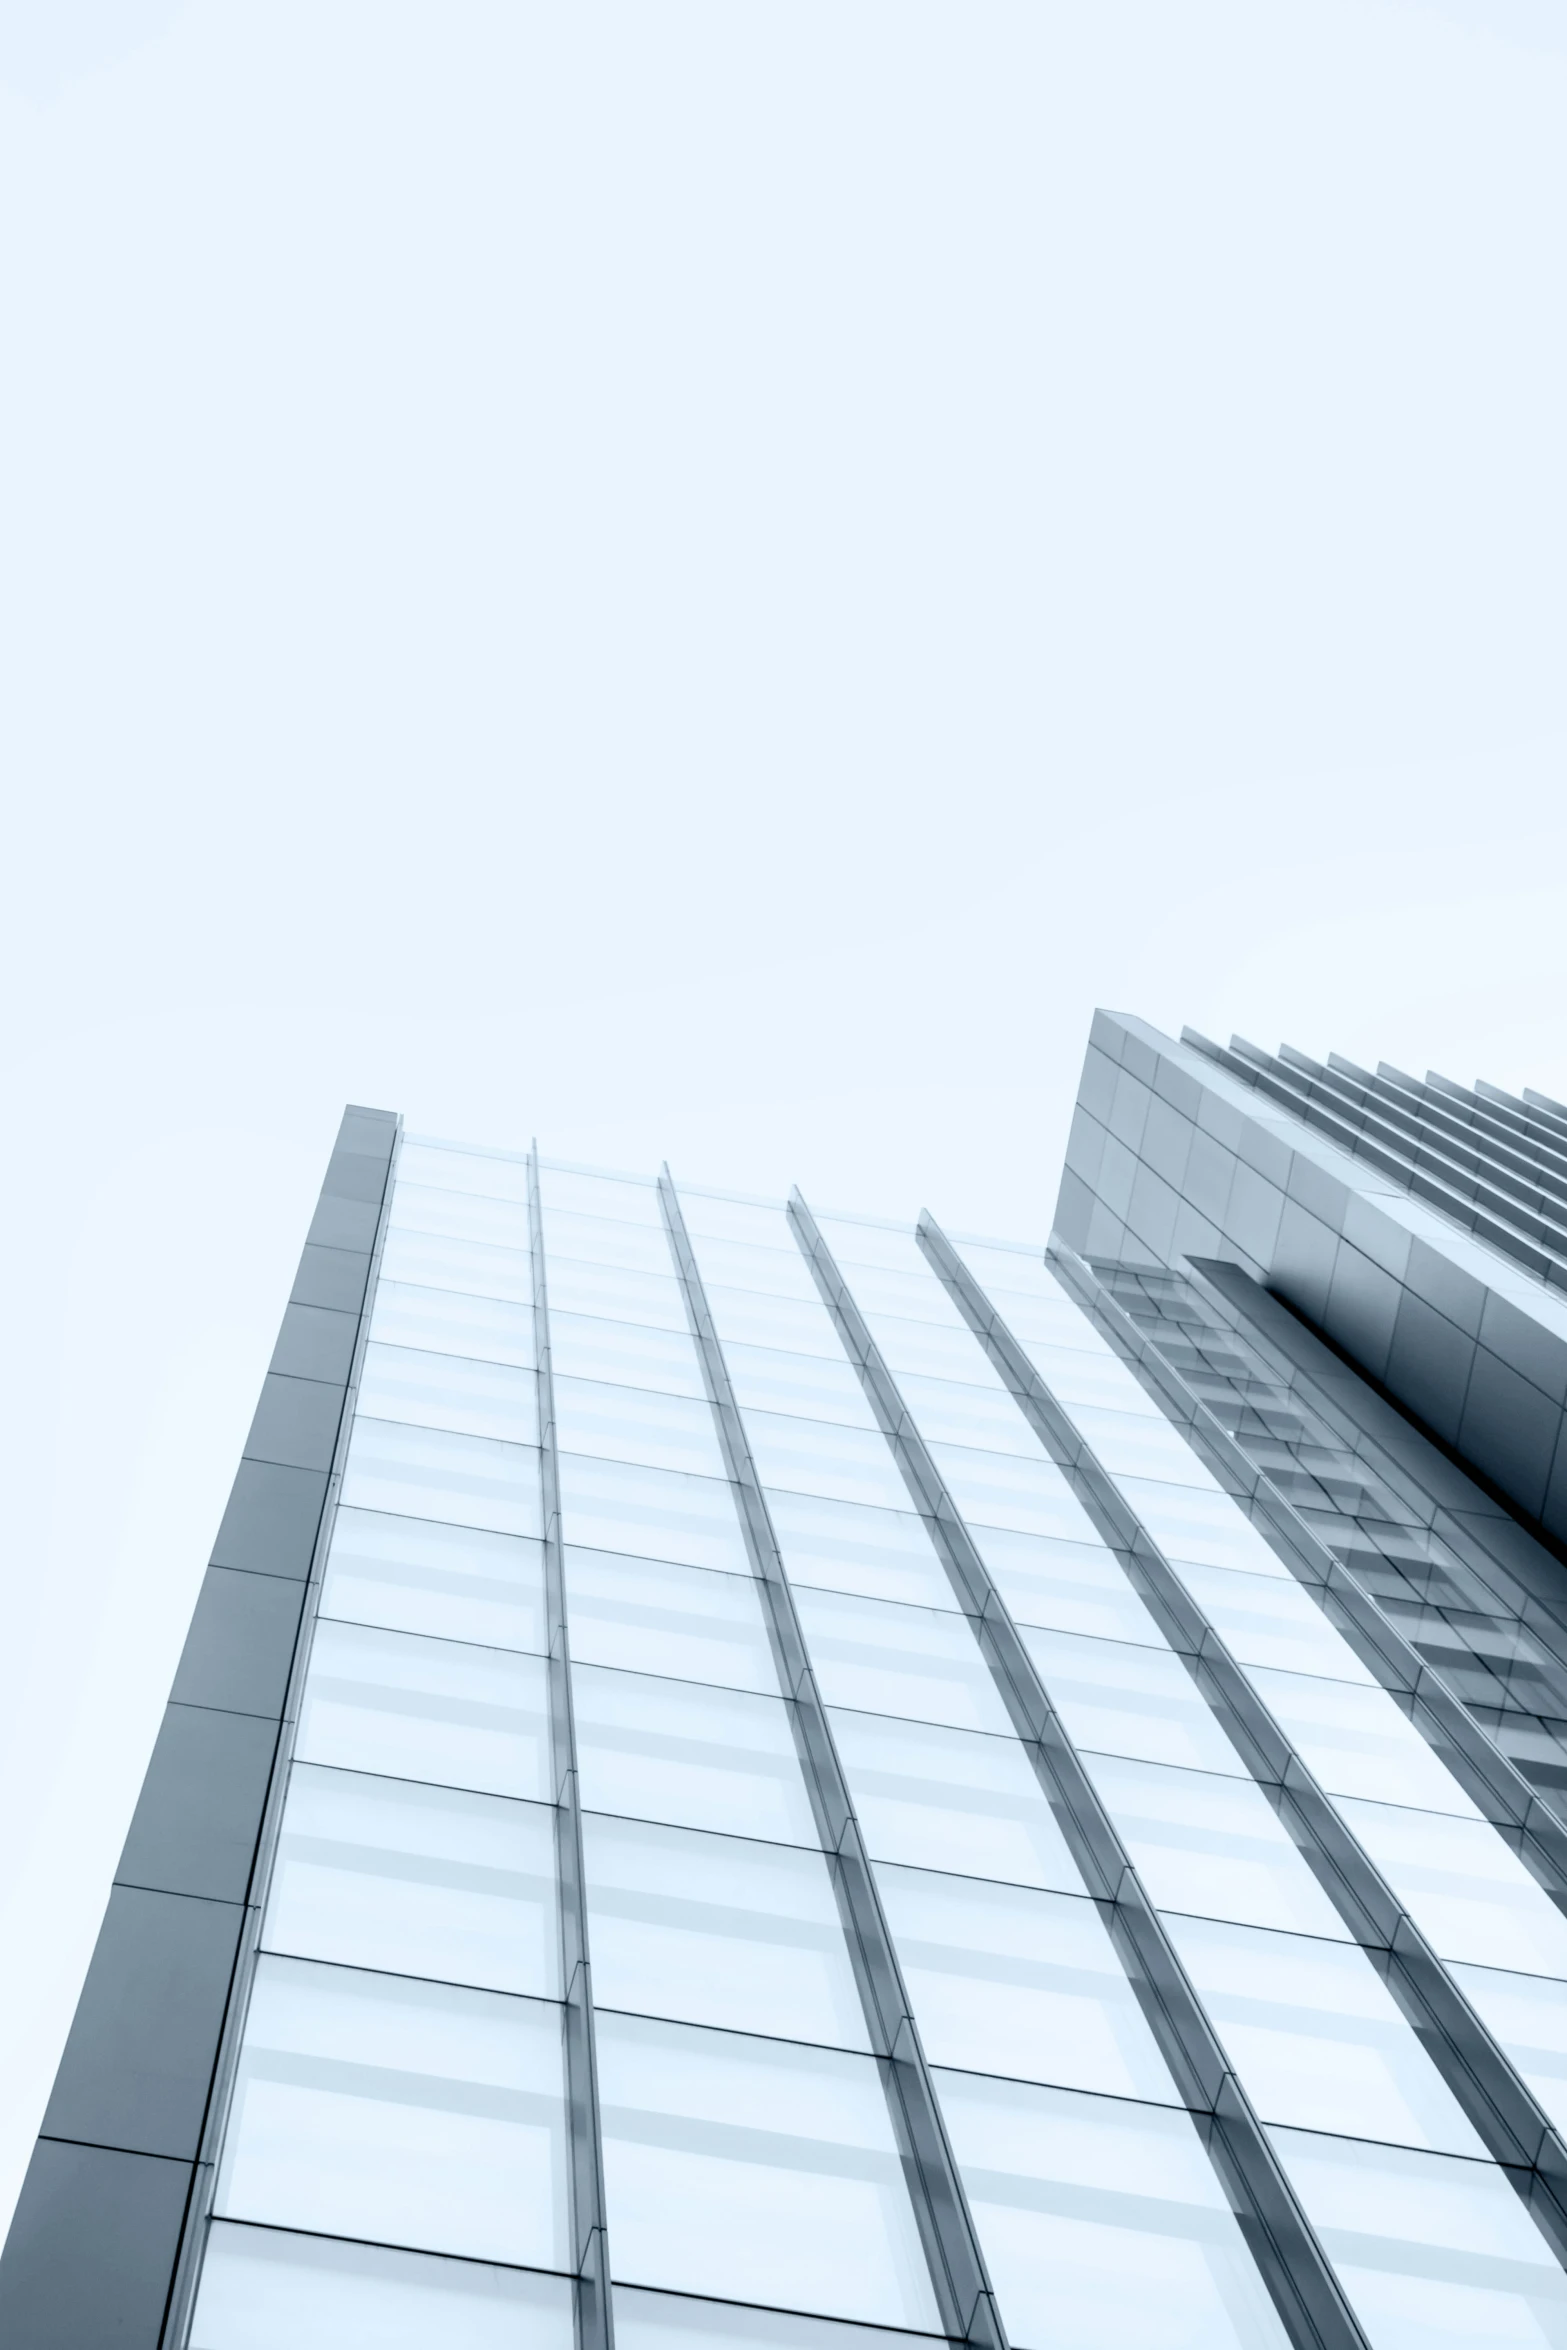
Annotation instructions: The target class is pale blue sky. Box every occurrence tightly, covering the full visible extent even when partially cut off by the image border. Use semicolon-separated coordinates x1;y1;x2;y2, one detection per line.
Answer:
2;0;1566;2234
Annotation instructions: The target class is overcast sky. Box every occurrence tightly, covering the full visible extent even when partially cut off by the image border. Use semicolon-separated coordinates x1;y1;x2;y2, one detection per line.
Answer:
3;0;1566;2235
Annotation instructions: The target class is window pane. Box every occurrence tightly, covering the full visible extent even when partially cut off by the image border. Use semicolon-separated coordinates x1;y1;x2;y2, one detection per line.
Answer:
875;1865;1178;2103
1449;1963;1567;2138
814;1217;929;1276
1069;1407;1223;1491
980;1528;1164;1647
554;1376;726;1476
565;1549;779;1693
689;1234;823;1302
597;2012;941;2331
870;1316;999;1384
766;1490;957;1611
745;1410;911;1511
297;1622;551;1800
849;1266;972;1327
892;1373;1039;1457
934;2069;1290;2350
1335;1797;1567;1974
191;2221;573;2350
544;1207;673;1272
342;1420;543;1539
614;2285;939;2350
674;1192;792;1247
792;1586;1013;1735
725;1343;879;1428
216;1957;569;2269
828;1710;1084;1894
369;1280;536;1368
573;1664;818;1844
322;1509;547;1653
558;1455;749;1573
1027;1347;1164;1417
1022;1628;1247;1776
1246;1669;1481;1816
1167;1562;1376;1684
538;1168;664;1226
390;1182;529;1251
545;1259;687;1329
929;1444;1101;1543
1164;1914;1485;2155
1114;1480;1288;1577
548;1310;706;1396
357;1344;539;1444
380;1229;533;1305
584;1814;869;2049
398;1141;531;1204
1080;1754;1350;1939
1270;2125;1567;2349
703;1285;845;1355
265;1764;559;1997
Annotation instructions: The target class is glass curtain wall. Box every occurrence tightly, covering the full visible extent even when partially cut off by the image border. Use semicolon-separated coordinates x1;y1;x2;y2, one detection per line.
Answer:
181;1143;1567;2350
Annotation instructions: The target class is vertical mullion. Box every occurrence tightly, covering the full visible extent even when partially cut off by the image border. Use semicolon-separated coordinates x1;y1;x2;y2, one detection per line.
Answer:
788;1190;1369;2350
919;1212;1567;2267
529;1148;614;2350
657;1169;1005;2350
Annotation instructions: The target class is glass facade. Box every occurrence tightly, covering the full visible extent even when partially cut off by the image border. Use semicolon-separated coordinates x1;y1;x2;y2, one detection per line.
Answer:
137;1129;1564;2350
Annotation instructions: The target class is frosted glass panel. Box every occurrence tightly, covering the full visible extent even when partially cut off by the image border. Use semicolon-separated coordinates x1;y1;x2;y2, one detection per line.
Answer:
766;1490;956;1611
929;1444;1101;1542
322;1510;547;1653
548;1311;706;1397
979;1527;1163;1647
192;2222;573;2350
356;1344;538;1445
369;1280;535;1368
265;1765;559;1996
1247;1669;1481;1816
724;1343;879;1428
216;1958;569;2269
1336;1796;1567;1973
792;1586;1012;1734
379;1229;532;1305
389;1182;529;1251
584;1814;868;2049
554;1376;725;1476
1081;1753;1350;1939
1022;1628;1246;1776
398;1142;530;1204
297;1622;551;1800
598;2013;941;2330
745;1411;910;1510
558;1455;748;1573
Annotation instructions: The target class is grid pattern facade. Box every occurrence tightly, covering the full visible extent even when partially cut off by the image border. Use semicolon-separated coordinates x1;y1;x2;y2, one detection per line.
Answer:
143;1132;1567;2349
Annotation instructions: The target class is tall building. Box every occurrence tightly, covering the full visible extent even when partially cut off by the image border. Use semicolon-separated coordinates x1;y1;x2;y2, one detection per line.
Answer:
8;1014;1567;2349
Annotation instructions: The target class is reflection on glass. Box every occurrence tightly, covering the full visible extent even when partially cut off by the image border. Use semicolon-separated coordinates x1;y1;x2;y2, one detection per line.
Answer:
876;1864;1178;2102
264;1764;559;1996
1270;2125;1567;2349
565;1549;779;1693
935;2069;1290;2350
598;2012;941;2330
828;1710;1084;1893
379;1228;533;1305
744;1409;911;1510
216;1957;569;2268
389;1182;529;1252
342;1420;543;1539
792;1585;1013;1734
558;1454;749;1573
548;1310;707;1396
191;2221;573;2350
1163;1914;1485;2154
297;1622;551;1800
766;1489;957;1611
357;1343;538;1445
321;1509;547;1654
573;1664;819;1844
1080;1753;1350;1939
1022;1627;1246;1776
368;1280;535;1368
584;1814;868;2049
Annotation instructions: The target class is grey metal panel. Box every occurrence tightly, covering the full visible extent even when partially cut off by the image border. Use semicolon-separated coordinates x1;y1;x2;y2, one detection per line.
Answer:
0;2140;191;2350
207;1459;328;1580
288;1241;372;1313
40;1889;242;2161
1384;1289;1474;1446
528;1149;614;2350
169;1569;306;1719
305;1193;380;1252
796;1198;1367;2350
266;1301;359;1383
662;1173;1005;2350
114;1706;280;1903
1458;1346;1560;1522
242;1372;344;1473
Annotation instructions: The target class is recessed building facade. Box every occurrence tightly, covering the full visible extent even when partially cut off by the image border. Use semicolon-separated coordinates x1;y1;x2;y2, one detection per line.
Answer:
9;1015;1567;2348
